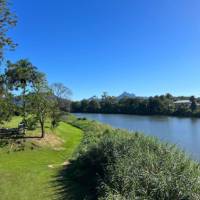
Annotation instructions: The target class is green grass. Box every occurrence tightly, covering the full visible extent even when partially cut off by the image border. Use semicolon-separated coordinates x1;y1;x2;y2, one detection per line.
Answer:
3;116;55;137
0;117;83;200
3;116;22;128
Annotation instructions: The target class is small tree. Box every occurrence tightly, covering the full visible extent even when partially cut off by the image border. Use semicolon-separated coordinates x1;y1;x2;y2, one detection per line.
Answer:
49;101;61;128
29;79;53;138
50;83;72;126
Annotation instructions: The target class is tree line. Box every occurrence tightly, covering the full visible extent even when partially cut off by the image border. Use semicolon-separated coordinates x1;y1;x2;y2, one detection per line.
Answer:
71;93;200;117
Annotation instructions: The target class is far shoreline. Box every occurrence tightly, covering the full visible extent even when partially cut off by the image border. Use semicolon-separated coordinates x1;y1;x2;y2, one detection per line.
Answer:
72;112;200;119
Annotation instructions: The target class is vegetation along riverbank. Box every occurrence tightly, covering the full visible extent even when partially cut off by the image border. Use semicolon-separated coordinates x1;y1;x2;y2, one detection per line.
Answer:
71;93;200;118
63;115;200;199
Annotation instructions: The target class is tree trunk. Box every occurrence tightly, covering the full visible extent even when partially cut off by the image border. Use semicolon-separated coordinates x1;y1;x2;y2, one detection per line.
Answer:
22;84;26;117
22;85;26;135
40;119;45;138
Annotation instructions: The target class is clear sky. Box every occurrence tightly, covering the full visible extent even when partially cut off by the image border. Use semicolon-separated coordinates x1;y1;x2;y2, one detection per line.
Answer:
5;0;200;100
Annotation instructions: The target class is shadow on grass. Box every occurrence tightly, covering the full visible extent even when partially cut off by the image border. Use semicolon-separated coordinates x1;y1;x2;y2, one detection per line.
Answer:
51;160;97;200
0;128;44;140
0;139;9;148
0;134;43;140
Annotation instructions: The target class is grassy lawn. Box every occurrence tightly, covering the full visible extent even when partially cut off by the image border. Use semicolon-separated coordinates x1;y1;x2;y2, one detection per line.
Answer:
0;117;83;200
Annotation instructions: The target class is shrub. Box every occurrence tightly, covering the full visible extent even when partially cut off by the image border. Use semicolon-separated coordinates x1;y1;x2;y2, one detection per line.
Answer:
69;119;200;200
25;117;37;130
97;133;200;199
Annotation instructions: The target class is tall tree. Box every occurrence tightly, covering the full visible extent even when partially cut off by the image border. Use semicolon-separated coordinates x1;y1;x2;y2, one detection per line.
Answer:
100;92;117;113
88;99;101;113
190;96;197;112
80;99;89;112
51;82;72;112
29;79;53;138
5;59;44;126
51;83;72;100
0;0;17;61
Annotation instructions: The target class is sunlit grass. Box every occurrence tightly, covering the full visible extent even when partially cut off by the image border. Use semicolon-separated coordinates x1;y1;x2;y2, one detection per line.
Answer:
0;117;83;200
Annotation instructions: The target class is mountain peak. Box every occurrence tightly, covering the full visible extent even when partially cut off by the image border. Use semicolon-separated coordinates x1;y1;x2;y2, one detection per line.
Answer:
117;92;136;100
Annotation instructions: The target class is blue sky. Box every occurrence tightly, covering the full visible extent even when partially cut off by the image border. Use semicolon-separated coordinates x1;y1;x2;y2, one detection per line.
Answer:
5;0;200;100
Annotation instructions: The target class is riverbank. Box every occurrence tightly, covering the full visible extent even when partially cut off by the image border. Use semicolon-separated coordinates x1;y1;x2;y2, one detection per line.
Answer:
2;115;200;199
72;111;200;118
64;116;200;199
73;113;200;161
71;94;200;119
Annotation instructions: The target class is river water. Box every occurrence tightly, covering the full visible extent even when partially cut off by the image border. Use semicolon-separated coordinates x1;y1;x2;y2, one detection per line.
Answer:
74;113;200;161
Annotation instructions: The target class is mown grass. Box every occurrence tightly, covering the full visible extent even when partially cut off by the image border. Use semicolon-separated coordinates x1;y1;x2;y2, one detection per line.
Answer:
0;117;83;200
3;116;55;137
65;117;200;200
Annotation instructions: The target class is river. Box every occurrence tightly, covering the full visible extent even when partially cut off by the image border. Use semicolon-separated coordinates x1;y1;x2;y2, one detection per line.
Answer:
74;113;200;161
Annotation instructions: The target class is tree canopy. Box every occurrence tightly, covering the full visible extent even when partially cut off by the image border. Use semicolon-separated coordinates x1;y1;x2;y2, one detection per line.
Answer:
71;93;200;117
0;0;17;61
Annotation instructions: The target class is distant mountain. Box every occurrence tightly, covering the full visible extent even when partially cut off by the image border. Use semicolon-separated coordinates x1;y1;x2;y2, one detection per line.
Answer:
117;92;136;100
86;92;147;101
88;96;100;101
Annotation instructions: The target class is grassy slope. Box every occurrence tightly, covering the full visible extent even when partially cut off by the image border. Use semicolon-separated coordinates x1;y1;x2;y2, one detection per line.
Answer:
0;118;83;200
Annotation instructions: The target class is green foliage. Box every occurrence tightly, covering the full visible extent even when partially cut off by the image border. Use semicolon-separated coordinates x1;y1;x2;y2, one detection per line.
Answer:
67;118;200;200
71;93;200;117
190;96;197;112
88;98;101;113
1;59;70;135
174;105;191;117
50;102;61;128
25;116;37;130
0;0;17;60
28;80;53;137
100;92;117;113
5;59;45;128
5;59;44;90
0;93;14;126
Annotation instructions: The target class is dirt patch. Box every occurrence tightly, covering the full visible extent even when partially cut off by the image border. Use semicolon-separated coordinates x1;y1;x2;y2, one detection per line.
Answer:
48;164;54;169
53;147;66;151
48;161;70;169
62;161;70;166
33;133;64;148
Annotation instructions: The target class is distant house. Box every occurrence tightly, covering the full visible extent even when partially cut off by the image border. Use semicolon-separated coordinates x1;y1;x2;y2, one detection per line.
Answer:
174;100;200;109
174;100;191;108
174;100;191;105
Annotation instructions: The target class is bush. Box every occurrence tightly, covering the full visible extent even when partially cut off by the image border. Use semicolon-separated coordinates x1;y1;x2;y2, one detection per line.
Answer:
25;117;37;130
97;133;200;199
69;119;200;200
